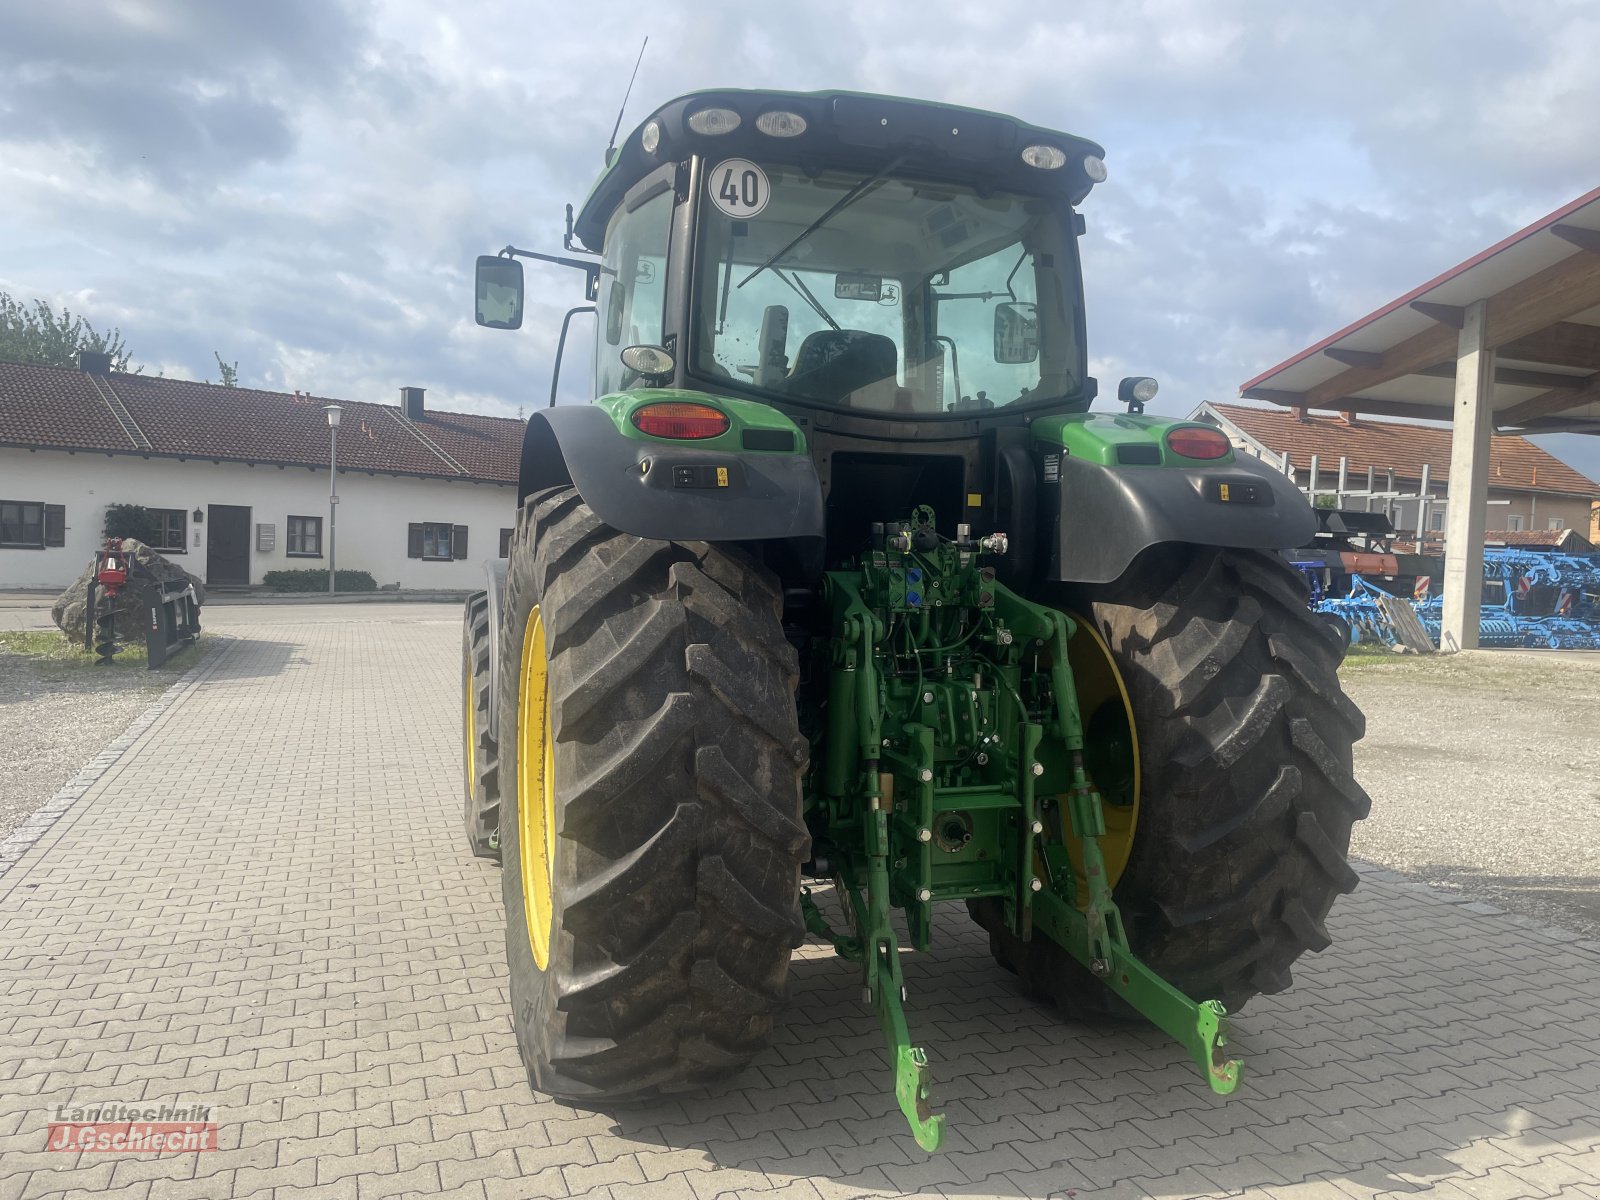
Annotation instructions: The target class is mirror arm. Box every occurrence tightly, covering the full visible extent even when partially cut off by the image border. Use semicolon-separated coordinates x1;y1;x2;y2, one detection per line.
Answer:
500;245;601;299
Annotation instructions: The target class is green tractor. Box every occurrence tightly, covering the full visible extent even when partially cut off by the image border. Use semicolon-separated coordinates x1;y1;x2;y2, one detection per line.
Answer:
461;89;1367;1151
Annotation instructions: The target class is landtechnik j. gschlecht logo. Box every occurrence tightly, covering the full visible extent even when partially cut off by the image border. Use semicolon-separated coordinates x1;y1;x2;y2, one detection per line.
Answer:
45;1101;218;1153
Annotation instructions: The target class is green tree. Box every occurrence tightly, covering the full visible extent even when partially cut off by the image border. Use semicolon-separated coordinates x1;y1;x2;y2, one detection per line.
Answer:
212;351;239;387
0;291;136;371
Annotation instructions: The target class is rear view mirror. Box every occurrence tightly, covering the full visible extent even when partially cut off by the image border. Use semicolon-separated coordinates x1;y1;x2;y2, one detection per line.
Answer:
993;301;1038;363
475;255;524;330
835;272;883;301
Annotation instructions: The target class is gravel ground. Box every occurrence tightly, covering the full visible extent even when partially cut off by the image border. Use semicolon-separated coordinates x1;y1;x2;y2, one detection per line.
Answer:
0;636;209;842
1342;648;1600;938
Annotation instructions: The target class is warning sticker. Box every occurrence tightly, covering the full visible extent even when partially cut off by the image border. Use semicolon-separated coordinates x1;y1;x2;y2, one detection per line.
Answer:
708;159;771;218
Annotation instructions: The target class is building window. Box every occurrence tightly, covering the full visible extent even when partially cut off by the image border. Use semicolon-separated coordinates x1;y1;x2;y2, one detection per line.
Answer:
149;507;187;553
499;528;513;558
287;515;323;557
408;522;467;561
1;501;65;549
1506;514;1525;532
1549;517;1565;531
1428;509;1445;531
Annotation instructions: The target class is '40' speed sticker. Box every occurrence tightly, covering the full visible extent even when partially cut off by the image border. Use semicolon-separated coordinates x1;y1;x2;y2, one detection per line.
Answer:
708;159;770;218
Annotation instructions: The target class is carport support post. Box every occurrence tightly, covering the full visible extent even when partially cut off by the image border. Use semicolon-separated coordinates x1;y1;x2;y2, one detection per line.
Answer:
1441;299;1495;652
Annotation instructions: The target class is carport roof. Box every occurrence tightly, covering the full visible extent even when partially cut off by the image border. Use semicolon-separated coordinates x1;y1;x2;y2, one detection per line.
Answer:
1240;186;1600;435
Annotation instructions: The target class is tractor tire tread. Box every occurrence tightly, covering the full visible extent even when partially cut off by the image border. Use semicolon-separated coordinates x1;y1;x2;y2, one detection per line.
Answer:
499;488;804;1102
1093;546;1367;1011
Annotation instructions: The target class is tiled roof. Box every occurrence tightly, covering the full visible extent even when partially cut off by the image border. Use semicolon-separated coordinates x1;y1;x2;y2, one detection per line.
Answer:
0;359;522;484
1206;403;1599;497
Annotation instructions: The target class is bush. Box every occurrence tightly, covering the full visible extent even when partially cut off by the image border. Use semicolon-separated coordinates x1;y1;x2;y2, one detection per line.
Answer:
103;503;160;542
260;569;378;593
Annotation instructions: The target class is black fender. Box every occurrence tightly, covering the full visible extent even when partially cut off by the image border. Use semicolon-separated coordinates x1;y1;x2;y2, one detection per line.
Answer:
517;405;825;544
1046;453;1317;585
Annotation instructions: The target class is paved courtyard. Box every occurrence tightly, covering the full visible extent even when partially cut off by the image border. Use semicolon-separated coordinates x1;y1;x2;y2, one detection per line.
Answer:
2;604;1599;1200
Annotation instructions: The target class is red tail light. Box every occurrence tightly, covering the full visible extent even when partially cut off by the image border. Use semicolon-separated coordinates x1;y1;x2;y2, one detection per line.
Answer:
631;402;730;440
1165;426;1231;460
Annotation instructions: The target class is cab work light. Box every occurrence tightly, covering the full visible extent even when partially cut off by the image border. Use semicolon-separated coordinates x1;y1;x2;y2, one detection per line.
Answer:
631;402;730;440
1020;144;1066;170
1165;426;1231;460
687;108;741;135
755;110;807;137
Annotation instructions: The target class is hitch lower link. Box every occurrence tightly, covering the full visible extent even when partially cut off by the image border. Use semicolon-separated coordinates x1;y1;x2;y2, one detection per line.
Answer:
802;886;944;1152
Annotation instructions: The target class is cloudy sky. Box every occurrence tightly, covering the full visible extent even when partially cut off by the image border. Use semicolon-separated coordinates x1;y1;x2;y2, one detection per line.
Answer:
3;0;1598;477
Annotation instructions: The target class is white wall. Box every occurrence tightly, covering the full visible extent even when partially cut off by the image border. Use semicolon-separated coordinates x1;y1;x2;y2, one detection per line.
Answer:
0;447;517;590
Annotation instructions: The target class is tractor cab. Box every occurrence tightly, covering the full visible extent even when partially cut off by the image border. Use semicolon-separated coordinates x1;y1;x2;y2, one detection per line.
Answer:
480;90;1105;425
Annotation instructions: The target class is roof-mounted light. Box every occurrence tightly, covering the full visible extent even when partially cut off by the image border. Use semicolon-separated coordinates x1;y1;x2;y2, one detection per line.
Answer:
640;120;661;154
687;107;741;135
1020;144;1066;170
755;110;807;137
1083;154;1108;182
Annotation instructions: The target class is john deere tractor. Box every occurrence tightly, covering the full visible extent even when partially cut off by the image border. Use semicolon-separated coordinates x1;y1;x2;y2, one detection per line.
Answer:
461;89;1367;1150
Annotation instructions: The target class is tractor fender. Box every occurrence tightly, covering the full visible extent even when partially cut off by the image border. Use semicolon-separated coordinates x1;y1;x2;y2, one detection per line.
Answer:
481;557;508;731
517;405;825;544
1046;452;1316;585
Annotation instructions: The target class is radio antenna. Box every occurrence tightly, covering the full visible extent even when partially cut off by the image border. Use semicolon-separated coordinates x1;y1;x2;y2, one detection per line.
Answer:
604;38;649;165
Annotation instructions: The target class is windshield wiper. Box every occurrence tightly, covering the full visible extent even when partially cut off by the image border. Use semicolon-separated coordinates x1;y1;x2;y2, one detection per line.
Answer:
775;268;840;330
738;152;909;289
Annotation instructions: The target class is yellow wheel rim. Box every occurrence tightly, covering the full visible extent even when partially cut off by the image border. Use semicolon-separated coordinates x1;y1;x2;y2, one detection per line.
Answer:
1058;616;1141;907
517;606;556;968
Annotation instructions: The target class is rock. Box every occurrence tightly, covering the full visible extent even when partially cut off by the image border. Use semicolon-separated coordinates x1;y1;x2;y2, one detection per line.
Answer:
52;540;207;644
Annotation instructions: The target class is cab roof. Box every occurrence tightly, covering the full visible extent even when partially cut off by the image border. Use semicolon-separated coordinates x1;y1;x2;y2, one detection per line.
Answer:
574;88;1105;250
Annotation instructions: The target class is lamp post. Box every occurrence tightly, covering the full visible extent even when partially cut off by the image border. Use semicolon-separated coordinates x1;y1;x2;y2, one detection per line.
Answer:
322;404;343;595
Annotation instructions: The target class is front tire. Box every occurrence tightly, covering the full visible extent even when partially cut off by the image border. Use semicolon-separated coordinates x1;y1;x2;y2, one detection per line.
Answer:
462;592;501;861
498;488;810;1099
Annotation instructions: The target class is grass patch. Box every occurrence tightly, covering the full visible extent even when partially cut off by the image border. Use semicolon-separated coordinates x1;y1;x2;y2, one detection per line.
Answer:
0;628;212;673
1338;640;1438;672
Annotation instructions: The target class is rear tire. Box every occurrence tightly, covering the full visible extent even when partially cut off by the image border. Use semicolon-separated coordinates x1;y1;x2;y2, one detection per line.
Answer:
462;592;501;861
498;488;810;1100
978;546;1368;1015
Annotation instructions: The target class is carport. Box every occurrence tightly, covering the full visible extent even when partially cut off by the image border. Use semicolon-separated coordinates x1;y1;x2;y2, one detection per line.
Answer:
1239;186;1600;650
